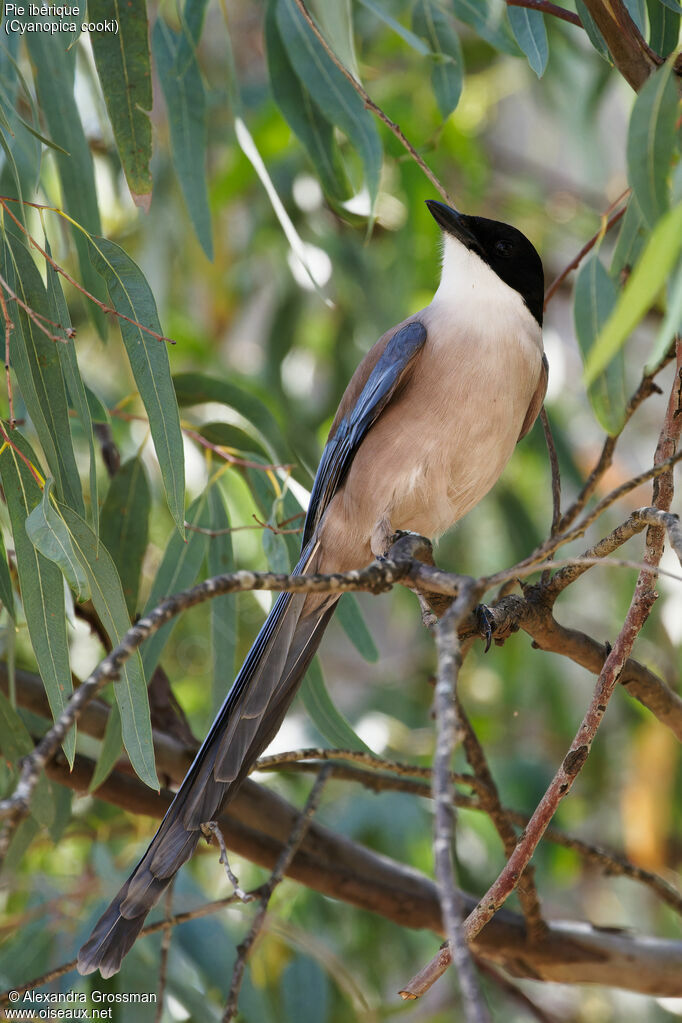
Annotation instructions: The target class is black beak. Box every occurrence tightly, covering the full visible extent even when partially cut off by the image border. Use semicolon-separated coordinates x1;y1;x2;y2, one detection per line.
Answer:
425;200;481;254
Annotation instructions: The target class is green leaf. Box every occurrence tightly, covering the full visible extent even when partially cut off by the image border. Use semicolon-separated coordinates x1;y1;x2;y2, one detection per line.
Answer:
300;656;371;752
507;5;548;77
412;0;464;119
153;12;213;258
89;701;123;792
309;0;359;78
0;529;16;619
58;504;158;790
626;56;679;228
206;485;237;716
276;0;382;213
0;432;74;765
83;382;111;424
624;0;647;32
100;457;151;617
358;0;430;53
89;0;153;209
574;256;626;435
265;3;351;201
89;237;186;535
281;956;330;1023
450;0;519;55
646;256;682;370
647;0;681;57
574;1;612;61
610;196;648;279
262;517;290;573
199;422;270;462
584;202;682;384
2;237;84;515
174;371;285;462
336;595;379;663
141;491;211;678
45;245;98;534
24;6;107;337
658;0;682;11
26;479;90;601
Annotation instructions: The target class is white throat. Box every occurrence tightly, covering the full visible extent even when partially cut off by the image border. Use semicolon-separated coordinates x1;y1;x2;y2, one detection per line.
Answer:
432;234;536;338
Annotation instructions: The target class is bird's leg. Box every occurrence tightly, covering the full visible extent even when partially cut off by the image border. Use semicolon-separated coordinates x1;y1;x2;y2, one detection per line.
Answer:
474;604;495;653
371;514;395;559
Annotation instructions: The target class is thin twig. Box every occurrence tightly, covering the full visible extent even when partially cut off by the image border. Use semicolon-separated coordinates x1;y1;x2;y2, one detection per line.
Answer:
291;0;451;202
505;0;581;27
222;765;332;1022
201;820;253;903
432;583;490;1023
0;287;16;427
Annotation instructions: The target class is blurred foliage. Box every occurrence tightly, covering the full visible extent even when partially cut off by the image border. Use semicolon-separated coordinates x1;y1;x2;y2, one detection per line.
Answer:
0;0;680;1020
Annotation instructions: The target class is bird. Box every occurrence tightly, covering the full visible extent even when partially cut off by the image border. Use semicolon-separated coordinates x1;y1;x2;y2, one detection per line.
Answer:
77;199;547;977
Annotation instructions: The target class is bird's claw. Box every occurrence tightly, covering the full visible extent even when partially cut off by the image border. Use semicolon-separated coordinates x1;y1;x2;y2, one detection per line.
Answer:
475;604;495;653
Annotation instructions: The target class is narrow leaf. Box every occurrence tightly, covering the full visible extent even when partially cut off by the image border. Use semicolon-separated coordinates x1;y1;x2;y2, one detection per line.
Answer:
357;0;430;53
507;5;548;77
101;457;151;617
610;196;648;279
412;0;464;118
24;7;107;336
336;595;379;663
141;491;211;678
450;0;519;54
265;4;351;201
276;0;382;213
627;57;679;227
0;530;16;619
206;485;238;716
153;14;213;258
3;237;84;515
647;0;681;57
646;256;682;370
300;656;371;752
0;433;74;764
58;504;158;790
584;202;682;383
45;246;98;534
89;0;153;209
89;237;186;534
89;701;123;792
574;1;612;61
26;479;90;601
309;0;359;78
574;256;626;435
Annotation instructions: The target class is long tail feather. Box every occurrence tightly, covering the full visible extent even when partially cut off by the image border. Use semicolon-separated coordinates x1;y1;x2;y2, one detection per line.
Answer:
77;573;337;978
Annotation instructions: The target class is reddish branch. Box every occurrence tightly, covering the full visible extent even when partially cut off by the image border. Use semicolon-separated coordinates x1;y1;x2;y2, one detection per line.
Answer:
506;0;581;28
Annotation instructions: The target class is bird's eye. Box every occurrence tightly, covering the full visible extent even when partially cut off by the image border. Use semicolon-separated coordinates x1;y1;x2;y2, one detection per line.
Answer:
495;240;513;257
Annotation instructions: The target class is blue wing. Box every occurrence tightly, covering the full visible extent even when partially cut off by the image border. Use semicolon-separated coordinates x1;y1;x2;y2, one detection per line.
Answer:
301;320;427;546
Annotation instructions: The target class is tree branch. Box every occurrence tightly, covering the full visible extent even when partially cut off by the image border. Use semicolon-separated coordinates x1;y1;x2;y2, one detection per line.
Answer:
579;0;661;90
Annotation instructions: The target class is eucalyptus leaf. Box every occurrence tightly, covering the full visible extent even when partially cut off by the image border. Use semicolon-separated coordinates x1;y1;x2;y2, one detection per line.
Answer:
26;479;90;601
412;0;464;118
574;256;626;435
101;457;151;617
626;57;679;227
301;656;371;752
507;5;548;77
207;485;238;715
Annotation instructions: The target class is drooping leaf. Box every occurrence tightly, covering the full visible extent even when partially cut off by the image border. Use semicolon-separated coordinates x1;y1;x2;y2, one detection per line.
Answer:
412;0;464;118
507;5;548;77
584;202;682;383
45;245;98;533
647;0;681;57
2;237;84;515
141;491;212;678
610;196;648;279
0;432;74;765
89;236;186;534
574;255;626;435
276;0;382;213
100;457;151;617
450;0;519;55
24;6;107;336
300;656;371;752
174;371;286;462
58;504;158;790
89;701;123;792
358;0;430;53
646;256;682;370
624;0;647;32
627;57;679;228
153;11;213;258
89;0;153;209
265;3;351;201
309;0;359;78
206;485;238;715
26;479;90;601
0;529;16;619
336;595;379;663
574;1;612;62
83;382;111;424
0;689;54;829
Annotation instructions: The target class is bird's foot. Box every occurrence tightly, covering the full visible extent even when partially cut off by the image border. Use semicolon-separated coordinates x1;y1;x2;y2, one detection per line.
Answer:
475;604;495;653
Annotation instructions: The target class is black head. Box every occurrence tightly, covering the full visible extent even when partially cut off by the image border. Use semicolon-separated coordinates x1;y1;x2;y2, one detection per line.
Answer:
425;200;544;326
